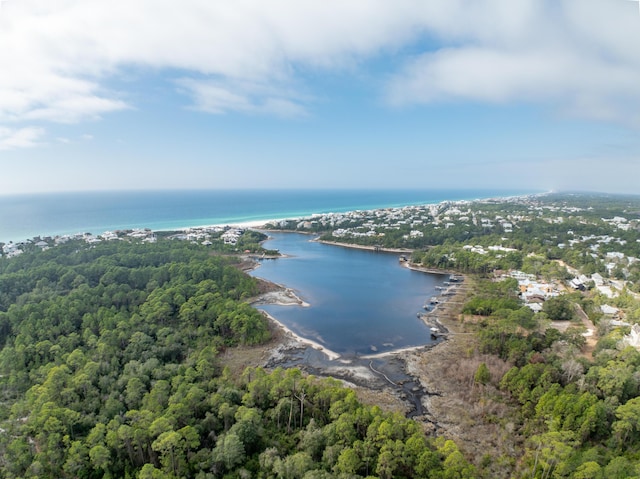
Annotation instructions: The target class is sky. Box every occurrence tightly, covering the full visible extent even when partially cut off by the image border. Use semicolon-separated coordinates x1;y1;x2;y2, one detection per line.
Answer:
1;0;640;195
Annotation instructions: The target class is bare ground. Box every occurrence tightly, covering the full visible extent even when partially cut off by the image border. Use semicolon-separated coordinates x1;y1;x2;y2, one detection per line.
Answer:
218;319;287;378
401;276;522;476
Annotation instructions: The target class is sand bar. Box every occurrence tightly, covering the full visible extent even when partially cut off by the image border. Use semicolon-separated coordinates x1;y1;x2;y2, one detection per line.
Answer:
361;343;435;360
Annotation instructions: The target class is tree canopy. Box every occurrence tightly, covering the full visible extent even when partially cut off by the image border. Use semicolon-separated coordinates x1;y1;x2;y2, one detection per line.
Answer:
0;238;477;478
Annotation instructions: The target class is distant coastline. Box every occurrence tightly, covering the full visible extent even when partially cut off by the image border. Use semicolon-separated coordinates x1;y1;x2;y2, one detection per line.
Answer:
0;188;541;244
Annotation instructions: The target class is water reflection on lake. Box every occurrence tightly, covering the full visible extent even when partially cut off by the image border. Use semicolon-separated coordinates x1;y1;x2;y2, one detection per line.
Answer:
250;232;448;356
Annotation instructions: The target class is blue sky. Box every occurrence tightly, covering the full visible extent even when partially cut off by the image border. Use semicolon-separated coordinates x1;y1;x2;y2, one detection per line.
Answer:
1;0;640;195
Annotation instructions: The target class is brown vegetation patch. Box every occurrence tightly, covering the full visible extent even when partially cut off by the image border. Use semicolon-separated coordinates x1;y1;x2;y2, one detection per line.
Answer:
351;387;411;416
406;325;521;477
218;320;285;377
405;276;522;477
254;277;281;295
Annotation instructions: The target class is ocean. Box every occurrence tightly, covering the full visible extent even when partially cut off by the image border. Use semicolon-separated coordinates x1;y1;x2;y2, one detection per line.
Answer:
0;188;536;243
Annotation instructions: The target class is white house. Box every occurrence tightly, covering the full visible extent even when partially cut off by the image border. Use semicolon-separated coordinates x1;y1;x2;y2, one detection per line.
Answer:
620;324;640;349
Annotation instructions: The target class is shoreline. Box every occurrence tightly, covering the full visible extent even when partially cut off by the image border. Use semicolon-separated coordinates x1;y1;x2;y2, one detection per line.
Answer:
248;234;464;362
402;261;459;276
258;310;341;361
249;241;459;360
161;189;545;240
3;190;545;244
315;239;413;254
360;342;438;359
168;218;284;232
247;253;462;365
247;284;338;360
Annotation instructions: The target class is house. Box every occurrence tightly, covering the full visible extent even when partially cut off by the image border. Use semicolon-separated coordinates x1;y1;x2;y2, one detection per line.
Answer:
2;243;21;257
526;303;543;313
596;285;617;298
221;229;242;245
600;304;620;317
620;324;640;349
569;278;585;290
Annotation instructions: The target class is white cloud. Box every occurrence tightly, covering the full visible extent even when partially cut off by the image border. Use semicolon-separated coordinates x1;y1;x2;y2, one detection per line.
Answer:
0;0;639;152
0;0;425;144
388;0;640;126
177;78;308;117
0;127;45;150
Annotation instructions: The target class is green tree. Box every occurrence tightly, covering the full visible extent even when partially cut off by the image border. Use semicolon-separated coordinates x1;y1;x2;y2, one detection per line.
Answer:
274;451;314;479
212;433;246;471
612;397;640;446
543;296;575;321
474;362;491;386
334;447;361;475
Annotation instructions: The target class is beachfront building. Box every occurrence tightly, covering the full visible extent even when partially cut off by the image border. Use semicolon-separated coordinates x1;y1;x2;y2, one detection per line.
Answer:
2;242;23;258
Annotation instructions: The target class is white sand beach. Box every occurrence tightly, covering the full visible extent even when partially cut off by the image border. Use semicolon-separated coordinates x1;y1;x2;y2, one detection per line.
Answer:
259;310;340;361
360;344;432;359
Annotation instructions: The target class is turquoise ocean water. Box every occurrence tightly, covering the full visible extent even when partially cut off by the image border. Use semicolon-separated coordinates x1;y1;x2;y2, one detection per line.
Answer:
0;188;536;243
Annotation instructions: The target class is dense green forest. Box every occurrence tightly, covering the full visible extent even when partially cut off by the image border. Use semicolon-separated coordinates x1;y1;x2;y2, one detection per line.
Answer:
0;239;476;478
456;277;640;478
3;197;640;478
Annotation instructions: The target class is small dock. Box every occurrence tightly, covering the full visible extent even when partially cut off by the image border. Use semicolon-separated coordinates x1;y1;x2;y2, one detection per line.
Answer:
430;327;444;339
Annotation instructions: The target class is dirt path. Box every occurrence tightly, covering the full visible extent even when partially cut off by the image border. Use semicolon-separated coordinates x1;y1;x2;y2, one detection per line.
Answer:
575;304;597;360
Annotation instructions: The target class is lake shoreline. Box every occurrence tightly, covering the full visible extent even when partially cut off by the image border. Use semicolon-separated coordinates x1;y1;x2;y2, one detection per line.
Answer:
315;238;414;254
243;237;470;422
248;288;340;361
250;231;464;359
240;269;468;422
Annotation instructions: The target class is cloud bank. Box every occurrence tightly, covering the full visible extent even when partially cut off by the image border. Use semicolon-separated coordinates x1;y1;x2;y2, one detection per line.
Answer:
387;0;640;126
1;0;639;148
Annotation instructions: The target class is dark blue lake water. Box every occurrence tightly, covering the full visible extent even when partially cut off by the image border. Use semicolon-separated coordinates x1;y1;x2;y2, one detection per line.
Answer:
251;232;447;357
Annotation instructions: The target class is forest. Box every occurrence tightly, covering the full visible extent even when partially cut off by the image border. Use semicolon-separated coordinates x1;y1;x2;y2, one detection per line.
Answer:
0;238;476;478
3;195;640;477
461;277;640;478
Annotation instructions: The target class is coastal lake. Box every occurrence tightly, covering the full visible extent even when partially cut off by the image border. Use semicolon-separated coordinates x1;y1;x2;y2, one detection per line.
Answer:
251;232;448;357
